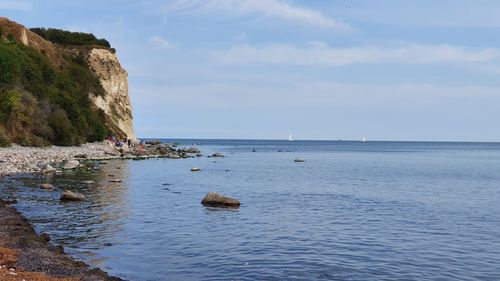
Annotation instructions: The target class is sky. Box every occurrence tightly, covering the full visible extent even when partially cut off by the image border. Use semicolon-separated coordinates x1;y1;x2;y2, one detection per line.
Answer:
2;0;500;141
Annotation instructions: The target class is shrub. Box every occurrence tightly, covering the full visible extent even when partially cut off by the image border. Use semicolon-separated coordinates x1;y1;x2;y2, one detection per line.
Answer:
0;37;112;146
30;28;111;48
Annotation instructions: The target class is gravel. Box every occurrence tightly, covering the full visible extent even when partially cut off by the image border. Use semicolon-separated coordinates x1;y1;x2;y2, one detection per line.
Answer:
0;141;121;176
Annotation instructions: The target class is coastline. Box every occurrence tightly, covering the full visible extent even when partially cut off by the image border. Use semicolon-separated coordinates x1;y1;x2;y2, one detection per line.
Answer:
0;140;198;177
0;141;125;177
0;140;199;280
0;198;123;280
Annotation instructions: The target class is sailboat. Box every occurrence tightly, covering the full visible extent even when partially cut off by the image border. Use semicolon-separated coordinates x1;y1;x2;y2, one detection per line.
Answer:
361;136;367;142
288;133;294;142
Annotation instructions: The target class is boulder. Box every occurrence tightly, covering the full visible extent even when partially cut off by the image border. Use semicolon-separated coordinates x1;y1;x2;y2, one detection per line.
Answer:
196;153;203;157
40;183;54;190
294;158;305;163
212;152;225;158
109;179;122;183
60;190;85;201
188;147;201;153
201;192;240;208
62;160;79;170
191;167;201;172
167;153;181;159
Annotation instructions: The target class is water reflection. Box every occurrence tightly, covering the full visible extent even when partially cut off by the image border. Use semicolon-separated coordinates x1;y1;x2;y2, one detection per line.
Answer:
1;159;132;267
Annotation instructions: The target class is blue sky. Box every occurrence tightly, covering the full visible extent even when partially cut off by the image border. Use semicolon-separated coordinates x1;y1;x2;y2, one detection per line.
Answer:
2;0;500;141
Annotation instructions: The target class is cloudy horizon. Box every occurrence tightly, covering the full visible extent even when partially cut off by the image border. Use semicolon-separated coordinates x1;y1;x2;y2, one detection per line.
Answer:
3;0;500;141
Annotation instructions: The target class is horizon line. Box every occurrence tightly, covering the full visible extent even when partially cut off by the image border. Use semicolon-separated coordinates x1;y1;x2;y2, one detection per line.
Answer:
136;137;500;144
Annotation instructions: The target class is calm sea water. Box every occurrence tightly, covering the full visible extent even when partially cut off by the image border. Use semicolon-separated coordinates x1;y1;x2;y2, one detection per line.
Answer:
1;140;500;280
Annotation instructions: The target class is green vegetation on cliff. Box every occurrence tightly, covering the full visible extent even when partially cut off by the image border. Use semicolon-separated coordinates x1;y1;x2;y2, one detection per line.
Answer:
30;28;111;48
0;36;110;146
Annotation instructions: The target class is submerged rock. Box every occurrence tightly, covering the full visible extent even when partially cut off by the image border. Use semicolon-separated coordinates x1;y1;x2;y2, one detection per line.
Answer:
212;152;225;158
60;190;85;201
63;160;80;170
196;153;203;157
294;158;305;163
201;192;240;208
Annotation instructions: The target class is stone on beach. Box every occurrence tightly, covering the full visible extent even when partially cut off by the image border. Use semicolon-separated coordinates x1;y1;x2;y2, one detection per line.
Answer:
41;164;57;173
201;192;240;208
40;183;54;190
60;190;85;201
187;147;201;153
63;160;80;170
109;179;122;183
167;153;181;159
211;152;225;158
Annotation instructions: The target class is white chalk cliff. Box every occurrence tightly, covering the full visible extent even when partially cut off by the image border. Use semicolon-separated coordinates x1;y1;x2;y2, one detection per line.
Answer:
87;48;136;139
0;17;136;140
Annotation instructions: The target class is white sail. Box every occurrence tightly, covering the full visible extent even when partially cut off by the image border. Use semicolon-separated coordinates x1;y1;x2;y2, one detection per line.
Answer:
288;133;294;141
362;136;367;142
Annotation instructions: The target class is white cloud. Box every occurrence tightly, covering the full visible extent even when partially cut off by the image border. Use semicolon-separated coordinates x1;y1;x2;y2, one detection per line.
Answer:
165;0;349;30
0;0;31;11
148;35;176;50
212;42;500;67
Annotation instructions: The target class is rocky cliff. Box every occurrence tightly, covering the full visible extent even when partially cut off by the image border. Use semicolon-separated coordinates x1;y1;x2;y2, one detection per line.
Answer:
0;17;135;145
87;48;135;139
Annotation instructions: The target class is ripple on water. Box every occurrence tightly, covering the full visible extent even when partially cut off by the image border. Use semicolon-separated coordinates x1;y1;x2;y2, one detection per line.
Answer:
1;141;500;280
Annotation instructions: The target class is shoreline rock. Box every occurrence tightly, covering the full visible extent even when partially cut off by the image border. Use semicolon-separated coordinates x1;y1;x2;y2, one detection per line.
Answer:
0;141;203;177
0;198;123;280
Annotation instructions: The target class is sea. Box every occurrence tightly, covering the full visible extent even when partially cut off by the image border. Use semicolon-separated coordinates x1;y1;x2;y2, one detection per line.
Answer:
1;140;500;280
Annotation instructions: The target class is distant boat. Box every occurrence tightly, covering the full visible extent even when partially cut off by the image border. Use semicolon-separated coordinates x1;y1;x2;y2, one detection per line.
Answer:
288;133;294;142
361;136;367;142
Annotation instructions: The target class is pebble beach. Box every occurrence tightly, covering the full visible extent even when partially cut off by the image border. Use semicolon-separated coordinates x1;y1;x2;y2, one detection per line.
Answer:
0;142;121;176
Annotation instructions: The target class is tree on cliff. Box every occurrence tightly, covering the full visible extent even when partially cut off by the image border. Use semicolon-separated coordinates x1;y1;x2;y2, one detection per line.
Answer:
0;28;110;146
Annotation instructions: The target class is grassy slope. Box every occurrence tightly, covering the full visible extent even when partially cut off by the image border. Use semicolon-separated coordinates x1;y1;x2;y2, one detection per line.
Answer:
0;34;110;146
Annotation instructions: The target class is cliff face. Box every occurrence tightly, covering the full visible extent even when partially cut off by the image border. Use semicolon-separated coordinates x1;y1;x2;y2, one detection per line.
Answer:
87;48;135;139
0;17;135;143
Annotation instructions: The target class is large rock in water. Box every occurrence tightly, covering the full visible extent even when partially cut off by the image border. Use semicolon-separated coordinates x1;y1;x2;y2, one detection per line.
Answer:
201;192;240;208
60;190;85;201
63;160;79;170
